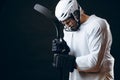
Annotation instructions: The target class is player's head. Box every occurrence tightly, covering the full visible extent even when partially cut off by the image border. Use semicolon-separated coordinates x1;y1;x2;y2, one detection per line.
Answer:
55;0;83;31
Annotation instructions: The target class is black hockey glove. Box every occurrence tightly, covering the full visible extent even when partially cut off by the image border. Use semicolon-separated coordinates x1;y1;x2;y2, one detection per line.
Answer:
53;54;76;72
52;38;76;72
52;38;70;54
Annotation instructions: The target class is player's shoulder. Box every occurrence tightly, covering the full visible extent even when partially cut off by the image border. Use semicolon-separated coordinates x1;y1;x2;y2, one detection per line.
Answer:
86;15;108;35
91;15;108;28
93;15;108;26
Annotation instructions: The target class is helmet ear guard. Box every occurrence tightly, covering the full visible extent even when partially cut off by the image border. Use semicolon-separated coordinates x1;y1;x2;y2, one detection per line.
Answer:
73;9;80;22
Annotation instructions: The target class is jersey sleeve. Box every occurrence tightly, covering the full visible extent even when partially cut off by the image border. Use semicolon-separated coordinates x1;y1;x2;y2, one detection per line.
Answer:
76;20;108;72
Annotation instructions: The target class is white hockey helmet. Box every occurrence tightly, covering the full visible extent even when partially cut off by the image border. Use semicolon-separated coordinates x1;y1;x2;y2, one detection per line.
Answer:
55;0;82;21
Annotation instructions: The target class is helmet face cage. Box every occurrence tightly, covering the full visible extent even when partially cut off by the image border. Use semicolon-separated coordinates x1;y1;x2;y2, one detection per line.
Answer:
64;8;81;31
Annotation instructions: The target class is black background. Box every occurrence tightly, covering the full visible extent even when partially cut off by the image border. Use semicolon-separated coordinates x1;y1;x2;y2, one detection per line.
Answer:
0;0;120;80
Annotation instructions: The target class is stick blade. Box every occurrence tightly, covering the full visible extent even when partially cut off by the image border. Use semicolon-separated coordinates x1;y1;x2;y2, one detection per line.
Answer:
34;4;55;19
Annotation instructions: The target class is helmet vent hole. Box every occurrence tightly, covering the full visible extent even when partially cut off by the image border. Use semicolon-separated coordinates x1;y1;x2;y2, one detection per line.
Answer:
61;13;64;17
63;13;67;18
68;0;72;4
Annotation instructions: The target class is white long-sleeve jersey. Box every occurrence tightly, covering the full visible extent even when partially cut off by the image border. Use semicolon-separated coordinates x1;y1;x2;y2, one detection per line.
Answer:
63;15;114;80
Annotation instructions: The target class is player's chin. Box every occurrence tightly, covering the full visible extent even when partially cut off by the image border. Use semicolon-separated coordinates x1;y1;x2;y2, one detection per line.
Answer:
71;26;78;31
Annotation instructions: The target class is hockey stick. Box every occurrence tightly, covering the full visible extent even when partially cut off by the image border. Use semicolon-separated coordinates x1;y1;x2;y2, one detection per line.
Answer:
34;4;61;39
34;4;69;80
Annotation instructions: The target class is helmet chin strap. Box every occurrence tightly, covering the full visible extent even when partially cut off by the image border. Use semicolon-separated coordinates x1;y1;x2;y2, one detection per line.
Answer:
70;22;80;31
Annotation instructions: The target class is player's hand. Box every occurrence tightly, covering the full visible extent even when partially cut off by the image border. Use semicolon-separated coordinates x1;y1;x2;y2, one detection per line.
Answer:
53;54;76;72
52;38;70;54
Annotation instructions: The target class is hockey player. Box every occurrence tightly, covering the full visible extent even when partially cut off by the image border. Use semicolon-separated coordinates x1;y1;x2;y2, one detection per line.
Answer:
52;0;115;80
